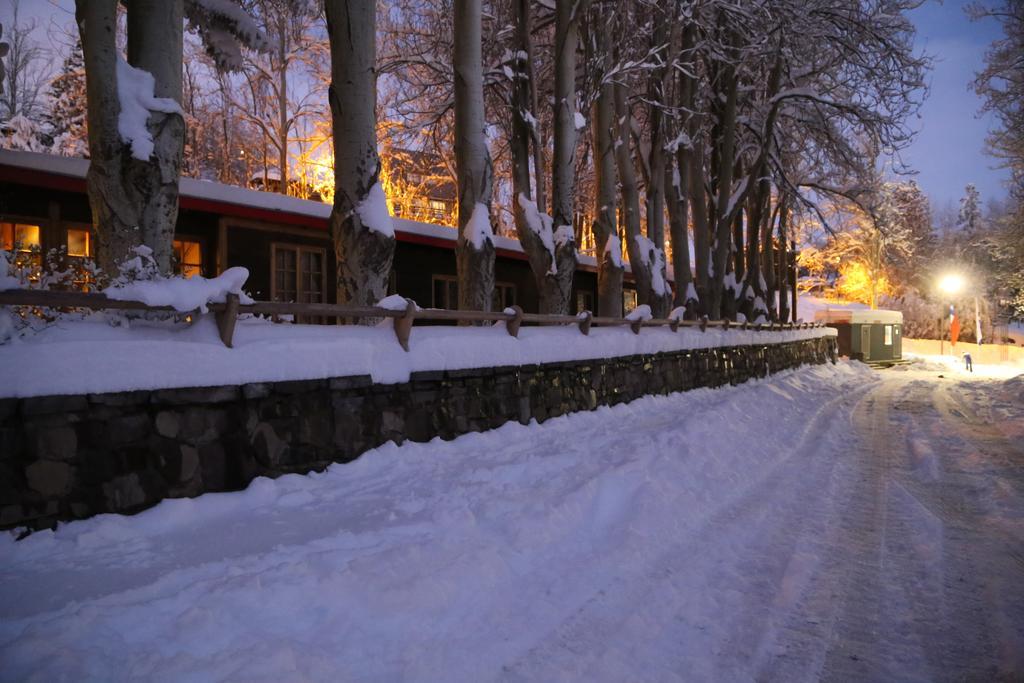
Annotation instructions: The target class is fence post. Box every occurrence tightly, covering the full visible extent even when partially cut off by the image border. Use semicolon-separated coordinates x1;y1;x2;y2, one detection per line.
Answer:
699;316;708;332
216;292;240;348
393;298;417;351
577;311;592;336
507;305;524;338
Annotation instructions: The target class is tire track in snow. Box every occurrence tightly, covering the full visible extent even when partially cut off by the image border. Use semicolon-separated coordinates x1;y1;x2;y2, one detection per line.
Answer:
497;369;877;681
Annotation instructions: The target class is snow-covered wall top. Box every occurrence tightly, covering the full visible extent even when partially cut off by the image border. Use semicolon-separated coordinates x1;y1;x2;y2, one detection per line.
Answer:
0;316;835;398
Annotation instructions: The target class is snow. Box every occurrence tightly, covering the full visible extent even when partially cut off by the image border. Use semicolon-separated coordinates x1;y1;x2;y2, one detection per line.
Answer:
0;361;887;681
376;294;413;312
516;193;556;274
115;57;183;161
902;353;1024;380
355;182;395;238
463;202;494;250
573;111;586;130
0;251;22;291
603;234;623;269
633;235;668;296
553;224;575;248
598;233;622;268
625;304;652;322
685;282;698;304
0;316;834;399
104;267;253;314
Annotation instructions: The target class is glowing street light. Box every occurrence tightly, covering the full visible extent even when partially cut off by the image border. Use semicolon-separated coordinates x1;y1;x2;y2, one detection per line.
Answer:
938;273;965;296
937;273;967;356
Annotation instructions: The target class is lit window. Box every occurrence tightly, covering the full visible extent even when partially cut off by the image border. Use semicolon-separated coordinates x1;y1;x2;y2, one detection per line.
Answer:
173;239;203;278
1;222;42;278
67;228;91;257
428;200;447;212
1;222;40;251
623;289;638;315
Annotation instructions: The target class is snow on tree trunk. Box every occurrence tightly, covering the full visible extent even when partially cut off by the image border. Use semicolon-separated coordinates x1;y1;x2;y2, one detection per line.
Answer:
548;0;581;315
453;0;495;312
591;31;623;317
325;0;395;311
76;0;185;276
614;81;668;316
511;0;563;314
126;0;185;273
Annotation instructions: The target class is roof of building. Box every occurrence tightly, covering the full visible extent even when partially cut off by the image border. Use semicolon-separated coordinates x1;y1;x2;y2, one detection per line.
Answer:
0;149;624;276
814;308;903;324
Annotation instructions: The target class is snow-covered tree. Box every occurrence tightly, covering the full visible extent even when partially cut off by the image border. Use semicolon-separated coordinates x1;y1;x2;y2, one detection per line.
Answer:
958;183;983;236
45;38;88;158
324;0;395;310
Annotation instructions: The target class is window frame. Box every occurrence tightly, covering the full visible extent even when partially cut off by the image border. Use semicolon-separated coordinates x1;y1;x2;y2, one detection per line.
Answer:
172;235;206;278
431;274;459;309
270;242;328;305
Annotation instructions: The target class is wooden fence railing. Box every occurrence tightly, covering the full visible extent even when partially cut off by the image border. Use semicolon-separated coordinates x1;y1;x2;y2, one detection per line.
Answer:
0;289;826;351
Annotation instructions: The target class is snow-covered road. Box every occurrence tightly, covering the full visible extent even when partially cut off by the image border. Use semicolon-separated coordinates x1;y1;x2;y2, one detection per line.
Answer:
1;361;1022;681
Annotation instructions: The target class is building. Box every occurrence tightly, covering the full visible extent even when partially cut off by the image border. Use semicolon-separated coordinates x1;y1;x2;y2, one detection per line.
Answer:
0;149;649;315
814;308;903;363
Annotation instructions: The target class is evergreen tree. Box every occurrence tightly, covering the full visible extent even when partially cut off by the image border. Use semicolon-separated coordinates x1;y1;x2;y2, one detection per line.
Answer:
45;39;88;157
957;183;983;236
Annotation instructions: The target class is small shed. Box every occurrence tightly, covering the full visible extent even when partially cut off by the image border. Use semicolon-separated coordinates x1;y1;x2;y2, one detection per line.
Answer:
814;308;903;363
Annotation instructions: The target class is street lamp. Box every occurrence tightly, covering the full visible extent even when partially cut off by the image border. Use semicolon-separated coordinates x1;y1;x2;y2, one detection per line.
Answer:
938;273;965;297
937;272;965;355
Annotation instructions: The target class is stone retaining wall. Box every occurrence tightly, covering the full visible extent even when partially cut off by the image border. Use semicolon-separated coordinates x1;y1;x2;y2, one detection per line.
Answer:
1;336;837;530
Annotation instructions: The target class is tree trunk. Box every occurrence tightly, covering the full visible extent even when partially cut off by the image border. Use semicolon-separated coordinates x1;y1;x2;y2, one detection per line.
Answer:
671;21;698;314
777;197;790;322
325;0;395;310
453;0;495;311
125;0;184;273
645;9;668;251
591;25;623;317
77;0;185;276
666;153;692;312
549;0;580;314
511;0;561;313
688;131;710;312
707;37;738;320
614;81;666;314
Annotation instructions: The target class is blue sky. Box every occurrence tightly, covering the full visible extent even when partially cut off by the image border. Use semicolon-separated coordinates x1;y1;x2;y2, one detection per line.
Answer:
904;0;1011;209
7;0;1013;210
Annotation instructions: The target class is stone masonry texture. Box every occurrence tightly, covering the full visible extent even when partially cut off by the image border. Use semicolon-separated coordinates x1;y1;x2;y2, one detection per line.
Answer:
0;337;838;531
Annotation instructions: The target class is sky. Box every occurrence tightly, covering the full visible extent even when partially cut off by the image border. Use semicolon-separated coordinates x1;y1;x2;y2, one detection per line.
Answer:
904;0;1011;210
4;0;1014;211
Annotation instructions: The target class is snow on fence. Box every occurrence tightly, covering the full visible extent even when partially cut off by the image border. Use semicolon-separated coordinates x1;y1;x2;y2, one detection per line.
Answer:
0;289;826;351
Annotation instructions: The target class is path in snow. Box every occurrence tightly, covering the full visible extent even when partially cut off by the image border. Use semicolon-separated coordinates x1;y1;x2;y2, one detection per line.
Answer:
0;362;1022;681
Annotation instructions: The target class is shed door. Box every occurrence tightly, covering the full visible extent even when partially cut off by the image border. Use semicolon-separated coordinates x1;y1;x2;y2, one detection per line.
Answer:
861;325;872;360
